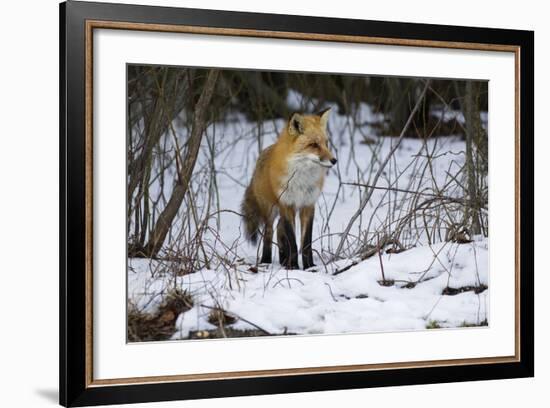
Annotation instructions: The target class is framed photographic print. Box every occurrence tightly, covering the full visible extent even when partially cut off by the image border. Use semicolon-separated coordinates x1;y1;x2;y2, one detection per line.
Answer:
59;0;534;406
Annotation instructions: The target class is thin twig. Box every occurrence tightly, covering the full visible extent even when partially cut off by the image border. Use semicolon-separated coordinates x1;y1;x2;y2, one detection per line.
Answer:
333;80;431;259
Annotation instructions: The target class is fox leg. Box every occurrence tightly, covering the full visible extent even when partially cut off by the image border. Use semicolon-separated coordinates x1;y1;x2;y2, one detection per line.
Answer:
260;216;274;264
277;207;299;269
300;206;316;270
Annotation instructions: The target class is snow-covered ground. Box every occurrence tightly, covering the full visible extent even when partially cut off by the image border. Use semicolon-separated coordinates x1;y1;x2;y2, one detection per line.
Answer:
129;238;487;338
128;97;489;340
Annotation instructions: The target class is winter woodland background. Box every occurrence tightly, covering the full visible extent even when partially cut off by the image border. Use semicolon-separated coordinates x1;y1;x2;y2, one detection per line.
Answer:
126;66;489;341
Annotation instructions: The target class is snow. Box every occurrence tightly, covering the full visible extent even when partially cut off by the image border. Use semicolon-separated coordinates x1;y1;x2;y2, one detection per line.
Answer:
128;238;488;339
128;99;489;340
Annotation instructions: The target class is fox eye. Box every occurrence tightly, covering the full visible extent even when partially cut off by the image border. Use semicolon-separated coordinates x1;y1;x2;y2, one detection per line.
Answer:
309;142;319;149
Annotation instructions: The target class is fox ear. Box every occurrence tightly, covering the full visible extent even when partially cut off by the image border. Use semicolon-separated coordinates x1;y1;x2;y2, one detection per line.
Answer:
317;107;332;130
288;113;305;136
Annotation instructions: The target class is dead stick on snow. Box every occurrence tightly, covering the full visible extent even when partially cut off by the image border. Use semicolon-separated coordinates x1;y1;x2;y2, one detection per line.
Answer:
200;304;271;335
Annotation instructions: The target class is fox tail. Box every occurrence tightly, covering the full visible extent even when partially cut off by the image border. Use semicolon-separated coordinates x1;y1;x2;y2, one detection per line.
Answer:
241;184;262;244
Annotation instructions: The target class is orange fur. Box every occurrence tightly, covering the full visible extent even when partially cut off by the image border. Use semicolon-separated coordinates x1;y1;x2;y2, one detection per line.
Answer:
241;109;336;269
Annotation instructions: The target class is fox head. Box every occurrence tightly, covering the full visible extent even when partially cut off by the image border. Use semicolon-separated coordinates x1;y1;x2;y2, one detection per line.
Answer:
286;108;337;168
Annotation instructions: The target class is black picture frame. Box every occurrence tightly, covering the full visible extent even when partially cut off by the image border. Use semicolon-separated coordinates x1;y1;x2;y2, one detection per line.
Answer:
60;1;534;406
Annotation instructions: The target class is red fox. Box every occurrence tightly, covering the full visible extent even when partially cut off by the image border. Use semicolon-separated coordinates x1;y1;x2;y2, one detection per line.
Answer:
241;109;336;270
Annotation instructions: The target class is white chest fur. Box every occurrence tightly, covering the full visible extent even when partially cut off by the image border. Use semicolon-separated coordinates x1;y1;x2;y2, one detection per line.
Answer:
278;154;324;209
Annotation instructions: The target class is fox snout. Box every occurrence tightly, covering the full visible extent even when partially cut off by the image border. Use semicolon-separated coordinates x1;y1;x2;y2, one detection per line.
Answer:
319;149;337;167
319;155;337;168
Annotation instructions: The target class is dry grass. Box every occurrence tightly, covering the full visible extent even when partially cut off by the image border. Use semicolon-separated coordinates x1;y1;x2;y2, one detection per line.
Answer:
128;289;194;342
